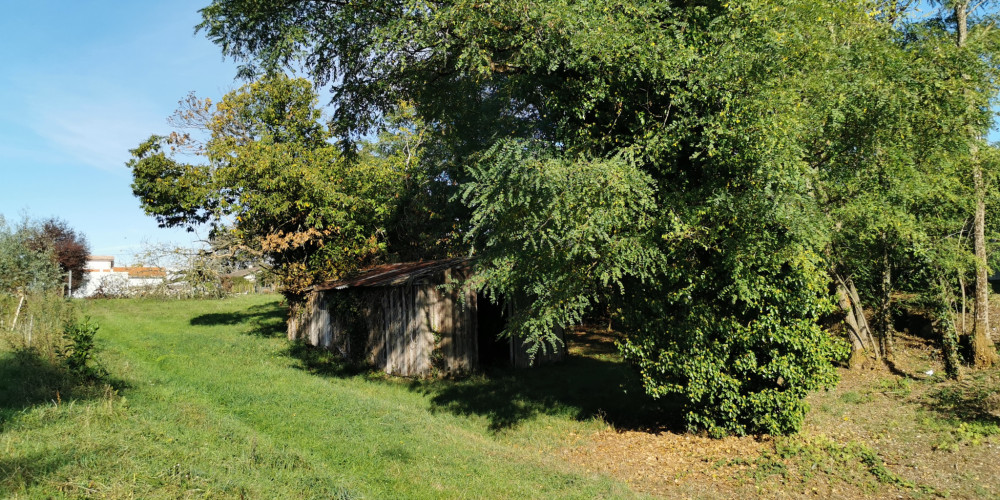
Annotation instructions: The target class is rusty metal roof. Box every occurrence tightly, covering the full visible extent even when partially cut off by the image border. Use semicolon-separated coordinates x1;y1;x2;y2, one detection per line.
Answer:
314;257;471;290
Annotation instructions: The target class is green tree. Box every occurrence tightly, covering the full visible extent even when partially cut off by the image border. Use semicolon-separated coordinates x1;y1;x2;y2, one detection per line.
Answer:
0;216;63;295
196;0;999;433
129;75;410;294
941;0;1000;368
28;218;91;294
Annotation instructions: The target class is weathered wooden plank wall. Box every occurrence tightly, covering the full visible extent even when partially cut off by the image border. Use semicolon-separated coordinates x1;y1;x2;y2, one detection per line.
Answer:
291;266;480;377
428;269;478;374
290;262;582;376
381;284;437;377
287;292;352;357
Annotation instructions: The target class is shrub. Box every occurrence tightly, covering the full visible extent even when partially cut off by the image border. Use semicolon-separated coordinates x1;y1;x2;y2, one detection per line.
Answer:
620;250;850;436
2;292;104;383
60;317;102;378
0;217;62;293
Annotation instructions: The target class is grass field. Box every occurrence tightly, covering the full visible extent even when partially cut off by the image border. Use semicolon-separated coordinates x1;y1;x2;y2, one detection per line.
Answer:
0;295;638;499
3;294;999;498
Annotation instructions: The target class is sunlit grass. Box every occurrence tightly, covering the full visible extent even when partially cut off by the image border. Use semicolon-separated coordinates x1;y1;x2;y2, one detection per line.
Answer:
1;295;636;499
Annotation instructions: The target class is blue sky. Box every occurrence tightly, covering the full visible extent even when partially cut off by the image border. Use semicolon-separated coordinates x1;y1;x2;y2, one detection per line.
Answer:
0;1;239;262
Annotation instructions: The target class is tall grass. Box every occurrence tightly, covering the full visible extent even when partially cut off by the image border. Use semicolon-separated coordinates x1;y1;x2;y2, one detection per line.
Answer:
0;291;74;359
0;291;112;453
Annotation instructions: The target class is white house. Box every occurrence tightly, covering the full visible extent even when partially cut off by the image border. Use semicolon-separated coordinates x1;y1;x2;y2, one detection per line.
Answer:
77;256;166;297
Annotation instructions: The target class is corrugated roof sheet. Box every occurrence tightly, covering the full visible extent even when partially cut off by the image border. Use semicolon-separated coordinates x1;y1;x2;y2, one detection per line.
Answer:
314;257;471;290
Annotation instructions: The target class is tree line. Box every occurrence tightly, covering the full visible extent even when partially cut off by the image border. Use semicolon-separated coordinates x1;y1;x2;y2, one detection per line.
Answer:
129;0;1000;435
0;216;89;296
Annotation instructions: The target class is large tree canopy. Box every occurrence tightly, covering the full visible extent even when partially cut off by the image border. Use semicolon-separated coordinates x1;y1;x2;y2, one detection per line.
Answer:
189;0;1000;434
129;75;431;293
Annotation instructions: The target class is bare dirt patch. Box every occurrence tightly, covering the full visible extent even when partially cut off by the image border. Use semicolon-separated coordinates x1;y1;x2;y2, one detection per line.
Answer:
566;429;771;498
561;327;1000;499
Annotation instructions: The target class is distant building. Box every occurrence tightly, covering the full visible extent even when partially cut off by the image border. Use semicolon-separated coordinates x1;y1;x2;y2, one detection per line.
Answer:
77;256;166;297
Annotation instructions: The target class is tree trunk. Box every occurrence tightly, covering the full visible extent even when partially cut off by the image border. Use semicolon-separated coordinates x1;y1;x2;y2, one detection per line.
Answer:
11;294;25;330
941;308;965;381
939;277;965;380
840;290;866;352
956;3;968;46
959;274;967;335
834;271;879;363
972;156;998;367
876;236;894;361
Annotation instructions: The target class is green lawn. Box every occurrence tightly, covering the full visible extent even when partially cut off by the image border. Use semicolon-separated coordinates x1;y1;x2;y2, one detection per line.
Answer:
0;295;638;499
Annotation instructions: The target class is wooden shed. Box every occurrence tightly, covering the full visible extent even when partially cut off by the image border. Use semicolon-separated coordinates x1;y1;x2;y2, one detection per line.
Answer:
287;258;565;377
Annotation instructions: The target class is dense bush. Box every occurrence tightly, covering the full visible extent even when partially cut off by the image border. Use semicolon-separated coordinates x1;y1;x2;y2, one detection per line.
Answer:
0;216;62;294
620;252;849;436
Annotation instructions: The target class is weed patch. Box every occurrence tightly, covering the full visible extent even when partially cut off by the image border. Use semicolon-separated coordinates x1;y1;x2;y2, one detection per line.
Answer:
839;391;873;405
761;434;933;493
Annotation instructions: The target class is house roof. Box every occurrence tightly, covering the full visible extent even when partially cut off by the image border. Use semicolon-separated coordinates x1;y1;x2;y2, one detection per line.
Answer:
87;256;115;262
314;257;471;290
113;266;167;278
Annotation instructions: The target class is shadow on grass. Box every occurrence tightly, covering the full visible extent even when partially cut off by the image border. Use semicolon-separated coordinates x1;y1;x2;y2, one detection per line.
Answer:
284;341;373;378
280;327;682;433
189;301;287;338
408;328;683;433
922;373;1000;425
408;355;682;433
0;349;126;427
203;300;679;433
0;351;69;426
0;448;80;493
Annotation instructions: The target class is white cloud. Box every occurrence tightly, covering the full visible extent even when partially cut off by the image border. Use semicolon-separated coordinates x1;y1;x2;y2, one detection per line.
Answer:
6;2;237;175
25;87;166;173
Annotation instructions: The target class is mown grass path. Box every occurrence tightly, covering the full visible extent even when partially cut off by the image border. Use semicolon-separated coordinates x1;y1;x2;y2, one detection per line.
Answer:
1;295;636;499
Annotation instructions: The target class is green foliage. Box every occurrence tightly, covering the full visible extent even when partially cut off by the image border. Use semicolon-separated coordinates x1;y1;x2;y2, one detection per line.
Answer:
193;0;1000;434
128;75;413;293
620;249;849;436
60;317;102;379
464;140;663;357
0;216;62;294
